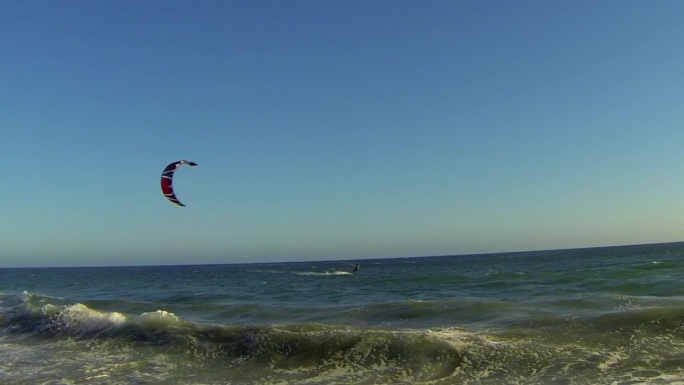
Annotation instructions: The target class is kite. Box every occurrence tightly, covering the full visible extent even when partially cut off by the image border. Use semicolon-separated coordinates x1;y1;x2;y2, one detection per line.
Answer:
160;160;197;207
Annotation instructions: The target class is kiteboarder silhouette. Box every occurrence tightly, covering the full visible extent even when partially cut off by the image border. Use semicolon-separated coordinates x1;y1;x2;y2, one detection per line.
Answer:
352;263;360;274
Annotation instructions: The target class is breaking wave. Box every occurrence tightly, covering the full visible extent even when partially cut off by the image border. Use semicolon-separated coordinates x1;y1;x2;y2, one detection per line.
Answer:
4;292;684;384
0;292;467;384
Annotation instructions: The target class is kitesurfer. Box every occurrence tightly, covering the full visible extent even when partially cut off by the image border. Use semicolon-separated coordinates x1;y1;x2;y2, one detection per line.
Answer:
352;263;360;274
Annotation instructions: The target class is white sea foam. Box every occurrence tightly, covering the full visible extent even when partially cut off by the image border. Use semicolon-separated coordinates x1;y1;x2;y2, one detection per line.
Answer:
50;303;126;335
139;309;183;327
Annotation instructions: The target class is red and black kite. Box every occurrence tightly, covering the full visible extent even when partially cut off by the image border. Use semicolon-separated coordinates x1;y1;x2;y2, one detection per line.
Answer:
160;160;197;207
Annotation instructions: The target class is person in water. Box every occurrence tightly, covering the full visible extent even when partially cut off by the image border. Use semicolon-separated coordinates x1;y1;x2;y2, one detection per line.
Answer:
352;263;360;274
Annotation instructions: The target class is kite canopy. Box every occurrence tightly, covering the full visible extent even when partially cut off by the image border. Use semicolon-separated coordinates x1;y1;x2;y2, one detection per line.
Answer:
160;160;197;207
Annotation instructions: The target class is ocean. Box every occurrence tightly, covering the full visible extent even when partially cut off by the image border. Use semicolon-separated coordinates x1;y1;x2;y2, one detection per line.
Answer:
2;242;684;384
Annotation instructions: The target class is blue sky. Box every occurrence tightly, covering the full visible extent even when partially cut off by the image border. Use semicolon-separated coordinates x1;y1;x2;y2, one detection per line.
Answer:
2;1;684;267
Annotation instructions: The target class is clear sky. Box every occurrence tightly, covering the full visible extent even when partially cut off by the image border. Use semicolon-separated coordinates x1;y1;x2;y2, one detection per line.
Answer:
2;0;684;267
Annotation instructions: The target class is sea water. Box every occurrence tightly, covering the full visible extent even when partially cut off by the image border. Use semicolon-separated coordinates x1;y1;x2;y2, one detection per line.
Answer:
3;243;684;384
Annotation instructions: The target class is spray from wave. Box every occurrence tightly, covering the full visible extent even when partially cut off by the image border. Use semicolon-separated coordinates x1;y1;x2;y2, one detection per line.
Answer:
295;271;352;276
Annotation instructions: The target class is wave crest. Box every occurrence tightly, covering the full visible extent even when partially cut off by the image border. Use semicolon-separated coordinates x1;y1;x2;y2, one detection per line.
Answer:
47;303;127;337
